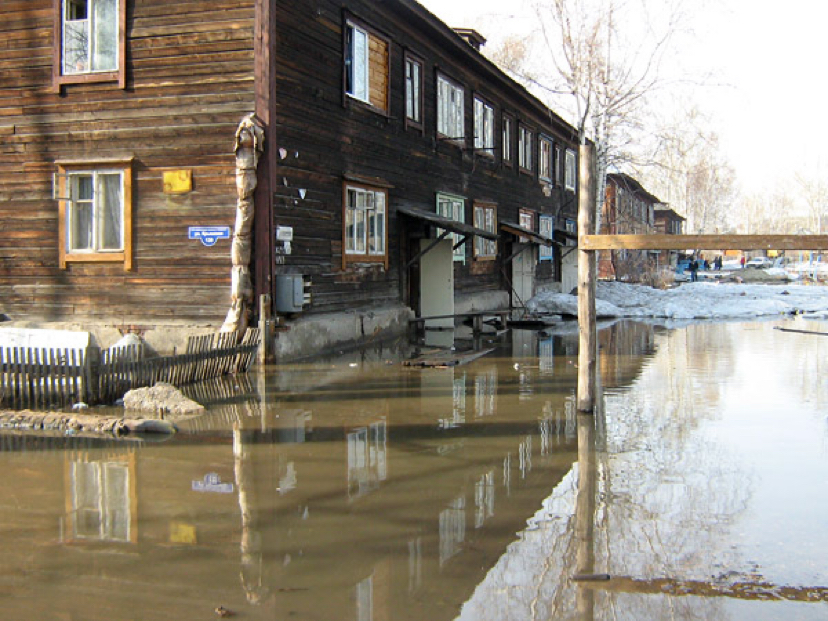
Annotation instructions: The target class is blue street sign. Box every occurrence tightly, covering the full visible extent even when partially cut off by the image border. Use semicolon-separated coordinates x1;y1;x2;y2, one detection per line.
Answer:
188;226;231;247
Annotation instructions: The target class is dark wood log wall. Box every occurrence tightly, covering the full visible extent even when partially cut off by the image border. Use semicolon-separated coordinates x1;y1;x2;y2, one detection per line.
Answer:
271;0;579;315
0;0;256;323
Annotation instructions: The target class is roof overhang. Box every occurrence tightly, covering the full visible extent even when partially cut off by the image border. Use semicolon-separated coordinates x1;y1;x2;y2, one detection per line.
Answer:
500;221;554;246
398;205;498;240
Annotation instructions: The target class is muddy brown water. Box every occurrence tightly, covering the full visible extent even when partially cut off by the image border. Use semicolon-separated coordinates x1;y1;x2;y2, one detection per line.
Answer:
1;319;826;620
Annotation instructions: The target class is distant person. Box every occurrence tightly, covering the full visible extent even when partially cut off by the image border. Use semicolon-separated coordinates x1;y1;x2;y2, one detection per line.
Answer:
740;256;746;269
716;256;723;270
690;258;699;282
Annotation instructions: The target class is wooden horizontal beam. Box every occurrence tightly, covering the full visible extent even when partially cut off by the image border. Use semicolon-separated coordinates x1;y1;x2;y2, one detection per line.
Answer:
580;234;828;251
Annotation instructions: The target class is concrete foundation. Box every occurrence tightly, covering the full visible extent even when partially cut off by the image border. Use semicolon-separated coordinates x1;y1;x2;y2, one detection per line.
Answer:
273;305;414;362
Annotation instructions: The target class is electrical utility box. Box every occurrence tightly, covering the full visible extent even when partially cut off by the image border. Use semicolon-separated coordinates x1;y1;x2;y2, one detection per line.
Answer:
275;275;311;313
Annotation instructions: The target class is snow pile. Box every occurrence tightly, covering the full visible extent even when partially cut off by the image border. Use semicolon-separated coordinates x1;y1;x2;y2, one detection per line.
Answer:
528;281;828;320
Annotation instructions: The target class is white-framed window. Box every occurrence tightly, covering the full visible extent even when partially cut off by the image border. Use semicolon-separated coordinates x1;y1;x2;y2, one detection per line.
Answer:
345;21;389;111
56;159;132;269
61;0;119;76
518;125;533;172
436;193;466;262
539;215;555;261
437;75;464;141
473;202;497;259
539;136;553;182
404;54;423;127
519;209;535;244
502;115;513;165
473;97;494;154
565;148;577;191
344;184;387;265
555;144;563;185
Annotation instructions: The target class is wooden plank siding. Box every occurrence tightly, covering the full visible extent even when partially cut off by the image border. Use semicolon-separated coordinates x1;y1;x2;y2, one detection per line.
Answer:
269;0;580;315
0;0;257;323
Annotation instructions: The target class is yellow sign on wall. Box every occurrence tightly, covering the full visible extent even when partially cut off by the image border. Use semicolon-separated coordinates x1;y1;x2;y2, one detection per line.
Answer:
163;170;192;194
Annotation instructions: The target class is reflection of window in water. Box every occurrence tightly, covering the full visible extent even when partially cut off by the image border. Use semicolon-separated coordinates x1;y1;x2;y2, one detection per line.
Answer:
278;454;297;495
70;460;131;542
355;574;373;621
439;496;466;565
474;470;495;528
539;405;565;455
347;419;387;499
518;435;532;479
474;370;497;418
439;373;466;429
564;395;577;441
408;537;422;594
539;338;555;373
503;453;511;496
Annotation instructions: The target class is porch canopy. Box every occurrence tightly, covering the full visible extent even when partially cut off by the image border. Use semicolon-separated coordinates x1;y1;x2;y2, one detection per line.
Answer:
499;220;555;264
398;204;498;268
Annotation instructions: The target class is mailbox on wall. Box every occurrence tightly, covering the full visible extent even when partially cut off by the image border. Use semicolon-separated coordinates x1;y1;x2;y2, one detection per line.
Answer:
275;275;311;313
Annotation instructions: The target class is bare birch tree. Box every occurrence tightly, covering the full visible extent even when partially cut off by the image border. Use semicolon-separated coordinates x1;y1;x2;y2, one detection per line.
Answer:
794;172;828;234
523;0;688;230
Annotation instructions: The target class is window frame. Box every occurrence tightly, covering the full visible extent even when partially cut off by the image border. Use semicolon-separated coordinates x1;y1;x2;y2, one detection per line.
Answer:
343;17;391;114
539;136;554;183
53;0;127;92
436;192;467;263
473;95;495;157
436;73;465;144
565;148;577;191
473;202;497;260
554;144;563;187
539;215;555;261
404;51;424;131
519;208;535;244
518;124;534;174
342;182;389;270
502;113;514;167
56;157;133;270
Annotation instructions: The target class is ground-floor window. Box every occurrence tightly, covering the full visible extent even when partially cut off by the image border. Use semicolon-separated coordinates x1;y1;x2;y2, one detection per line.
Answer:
473;202;497;260
436;193;466;262
539;215;555;261
56;159;132;269
343;183;388;268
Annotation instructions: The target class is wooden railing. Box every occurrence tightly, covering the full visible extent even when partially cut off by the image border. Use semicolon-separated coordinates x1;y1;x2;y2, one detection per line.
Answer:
0;328;260;409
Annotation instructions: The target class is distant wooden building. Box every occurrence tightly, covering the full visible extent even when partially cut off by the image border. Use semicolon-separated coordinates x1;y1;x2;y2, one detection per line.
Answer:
598;173;661;281
0;0;580;356
654;206;686;267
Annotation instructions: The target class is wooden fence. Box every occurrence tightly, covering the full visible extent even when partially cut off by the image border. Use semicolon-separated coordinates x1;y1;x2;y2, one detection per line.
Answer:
0;328;260;409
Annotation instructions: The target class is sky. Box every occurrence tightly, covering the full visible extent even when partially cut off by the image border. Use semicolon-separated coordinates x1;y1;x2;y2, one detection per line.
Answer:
417;0;827;197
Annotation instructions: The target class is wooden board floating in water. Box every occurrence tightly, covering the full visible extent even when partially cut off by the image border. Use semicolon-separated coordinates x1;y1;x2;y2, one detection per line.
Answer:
403;348;495;368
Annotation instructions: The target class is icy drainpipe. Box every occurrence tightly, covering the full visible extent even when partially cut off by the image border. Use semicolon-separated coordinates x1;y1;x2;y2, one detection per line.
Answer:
221;114;266;336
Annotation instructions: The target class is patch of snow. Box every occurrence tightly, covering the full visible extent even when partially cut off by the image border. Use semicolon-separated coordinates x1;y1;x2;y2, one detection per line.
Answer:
528;281;828;320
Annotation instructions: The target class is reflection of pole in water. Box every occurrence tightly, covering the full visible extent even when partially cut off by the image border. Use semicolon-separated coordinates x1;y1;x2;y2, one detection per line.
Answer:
574;413;598;621
234;423;265;604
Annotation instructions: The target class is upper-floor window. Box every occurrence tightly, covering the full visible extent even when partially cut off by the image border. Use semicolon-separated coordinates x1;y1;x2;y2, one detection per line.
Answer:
555;145;563;186
539;137;553;182
473;202;497;259
436;193;466;262
55;0;125;90
565;149;577;191
502;115;513;165
518;125;533;173
437;75;464;141
539;215;555;261
473;97;494;155
343;183;388;267
56;158;133;270
404;54;423;128
345;21;389;112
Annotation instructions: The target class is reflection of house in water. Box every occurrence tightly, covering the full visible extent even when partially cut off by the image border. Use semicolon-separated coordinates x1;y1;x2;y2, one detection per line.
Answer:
599;321;659;389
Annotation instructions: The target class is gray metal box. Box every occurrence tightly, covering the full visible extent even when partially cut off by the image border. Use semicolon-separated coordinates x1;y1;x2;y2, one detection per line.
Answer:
275;275;310;313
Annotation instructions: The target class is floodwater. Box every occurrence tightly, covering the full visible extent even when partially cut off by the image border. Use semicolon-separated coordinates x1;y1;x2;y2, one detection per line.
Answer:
1;319;827;620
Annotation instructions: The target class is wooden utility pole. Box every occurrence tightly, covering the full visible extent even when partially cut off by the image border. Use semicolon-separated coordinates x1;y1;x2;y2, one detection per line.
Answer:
577;144;597;413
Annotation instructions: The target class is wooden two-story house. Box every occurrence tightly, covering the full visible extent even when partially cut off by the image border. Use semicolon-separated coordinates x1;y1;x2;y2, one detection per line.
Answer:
598;173;661;281
0;0;580;358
